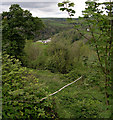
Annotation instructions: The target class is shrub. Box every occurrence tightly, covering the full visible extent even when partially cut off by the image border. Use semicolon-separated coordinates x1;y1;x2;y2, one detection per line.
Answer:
47;42;73;74
23;41;48;69
2;53;56;119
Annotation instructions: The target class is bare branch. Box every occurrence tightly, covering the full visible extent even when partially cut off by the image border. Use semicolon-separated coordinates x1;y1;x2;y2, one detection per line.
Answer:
3;76;82;104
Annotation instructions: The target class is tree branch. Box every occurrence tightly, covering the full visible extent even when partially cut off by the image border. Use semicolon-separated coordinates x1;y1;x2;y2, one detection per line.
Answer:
3;76;82;104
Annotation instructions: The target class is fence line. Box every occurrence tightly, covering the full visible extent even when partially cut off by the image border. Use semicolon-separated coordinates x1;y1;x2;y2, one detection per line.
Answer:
3;76;82;104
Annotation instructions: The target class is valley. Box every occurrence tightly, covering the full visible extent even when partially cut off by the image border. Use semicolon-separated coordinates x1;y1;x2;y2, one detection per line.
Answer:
2;2;113;119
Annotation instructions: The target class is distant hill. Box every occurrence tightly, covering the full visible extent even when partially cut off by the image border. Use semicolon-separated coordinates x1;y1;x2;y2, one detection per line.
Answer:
34;18;74;41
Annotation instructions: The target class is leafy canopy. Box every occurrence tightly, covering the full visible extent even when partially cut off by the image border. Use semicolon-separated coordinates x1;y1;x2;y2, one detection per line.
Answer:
2;4;44;58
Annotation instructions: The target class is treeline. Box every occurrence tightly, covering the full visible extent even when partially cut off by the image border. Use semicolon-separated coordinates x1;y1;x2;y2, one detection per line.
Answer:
24;28;96;74
35;18;74;41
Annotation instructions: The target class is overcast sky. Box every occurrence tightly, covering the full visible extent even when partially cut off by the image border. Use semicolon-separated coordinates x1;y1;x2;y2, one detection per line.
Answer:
0;0;110;18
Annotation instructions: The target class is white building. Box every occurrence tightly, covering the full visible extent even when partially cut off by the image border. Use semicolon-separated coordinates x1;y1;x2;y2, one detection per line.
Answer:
37;38;51;43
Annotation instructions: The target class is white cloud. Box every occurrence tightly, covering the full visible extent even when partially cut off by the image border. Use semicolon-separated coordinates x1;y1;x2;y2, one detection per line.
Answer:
0;5;10;13
2;0;61;2
1;0;111;18
1;2;70;18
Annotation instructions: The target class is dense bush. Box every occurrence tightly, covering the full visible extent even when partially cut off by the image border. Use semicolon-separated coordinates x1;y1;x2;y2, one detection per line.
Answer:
55;94;104;118
47;42;72;74
23;41;48;69
46;39;95;74
2;53;56;119
51;29;82;44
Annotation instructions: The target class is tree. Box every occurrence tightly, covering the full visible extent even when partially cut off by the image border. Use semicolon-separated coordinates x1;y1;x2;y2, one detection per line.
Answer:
2;4;44;58
58;0;113;114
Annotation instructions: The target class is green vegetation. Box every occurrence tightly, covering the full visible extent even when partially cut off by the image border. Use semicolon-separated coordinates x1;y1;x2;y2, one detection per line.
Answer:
2;53;56;119
23;40;48;69
2;1;113;119
30;63;108;118
21;29;109;118
2;4;44;59
36;18;73;41
58;0;113;118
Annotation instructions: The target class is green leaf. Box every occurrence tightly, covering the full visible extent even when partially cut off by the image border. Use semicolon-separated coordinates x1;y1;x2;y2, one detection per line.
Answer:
71;10;75;13
68;3;75;7
60;8;66;11
58;3;64;7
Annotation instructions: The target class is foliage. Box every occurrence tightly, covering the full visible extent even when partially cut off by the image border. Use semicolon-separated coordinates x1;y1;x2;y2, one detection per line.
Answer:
58;1;75;18
23;41;48;69
35;68;108;118
2;4;44;59
36;18;73;41
52;29;82;44
24;33;92;74
0;52;1;120
47;32;95;74
56;94;104;118
2;53;57;119
47;42;72;74
80;1;113;111
58;0;113;114
2;1;113;118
